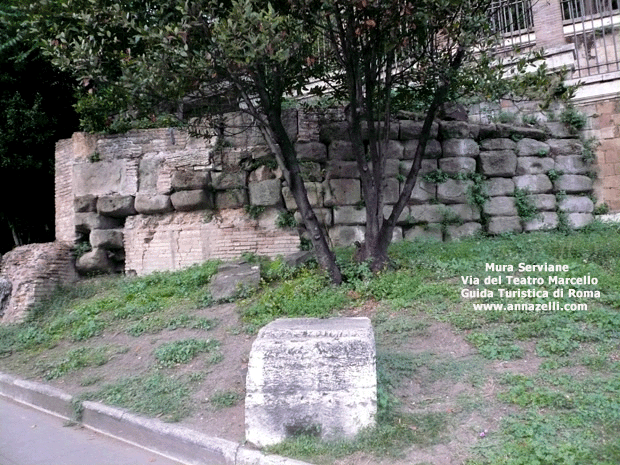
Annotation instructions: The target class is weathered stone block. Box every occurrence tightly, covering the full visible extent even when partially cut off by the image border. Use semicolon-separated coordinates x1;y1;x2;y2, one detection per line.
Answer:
516;157;554;175
90;229;124;249
329;140;355;160
514;174;553;194
333;206;366;225
294;208;332;227
409;204;446;223
558;196;594;213
134;193;173;215
320;122;349;143
516;138;550;157
547;139;583;157
171;170;210;191
526;194;556;211
211;171;246;190
245;317;377;447
439;157;476;175
326;161;358;178
483;196;518;216
403;139;442;159
439;121;480;140
327;225;364;247
376;140;404;159
567;212;593;229
442;139;479;158
138;156;164;193
282;183;323;210
542;122;573;139
325;179;361;206
209;263;261;302
554;155;589;174
73;160;137;196
75;213;123;233
216;189;248;209
404;224;443;242
399;120;439;140
446;222;482;240
445;204;481;222
496;124;546;141
523;212;559;231
439;102;469;121
480;151;517;176
437;179;473;204
248;165;278;183
553;175;593;194
75;195;98;213
76;247;115;275
480;138;517;151
384;178;400;204
248;179;282;206
485;178;515;197
97;195;137;218
487;216;523;235
170;190;214;211
296;142;328;161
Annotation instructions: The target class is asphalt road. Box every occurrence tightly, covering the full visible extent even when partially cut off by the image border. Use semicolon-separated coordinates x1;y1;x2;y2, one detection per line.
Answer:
0;396;185;465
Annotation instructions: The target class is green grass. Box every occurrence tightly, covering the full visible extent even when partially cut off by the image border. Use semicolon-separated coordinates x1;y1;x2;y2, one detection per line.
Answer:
85;372;193;422
153;338;220;367
1;223;620;462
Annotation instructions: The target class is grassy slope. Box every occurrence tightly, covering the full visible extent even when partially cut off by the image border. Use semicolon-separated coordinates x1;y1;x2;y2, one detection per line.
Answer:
1;222;619;463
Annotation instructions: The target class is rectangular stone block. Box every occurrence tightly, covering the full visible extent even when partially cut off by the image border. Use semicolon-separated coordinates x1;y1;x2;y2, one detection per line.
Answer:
245;317;377;447
325;179;361;206
480;151;517;177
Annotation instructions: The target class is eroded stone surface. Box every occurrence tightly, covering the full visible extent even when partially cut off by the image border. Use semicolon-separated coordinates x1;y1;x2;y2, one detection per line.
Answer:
245;317;377;447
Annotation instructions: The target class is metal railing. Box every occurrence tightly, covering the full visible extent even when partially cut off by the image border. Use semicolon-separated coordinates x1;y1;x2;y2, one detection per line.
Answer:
491;0;536;52
561;0;620;77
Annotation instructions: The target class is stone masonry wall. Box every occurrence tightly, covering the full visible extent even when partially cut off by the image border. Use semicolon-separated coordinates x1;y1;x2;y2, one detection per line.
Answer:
56;109;596;276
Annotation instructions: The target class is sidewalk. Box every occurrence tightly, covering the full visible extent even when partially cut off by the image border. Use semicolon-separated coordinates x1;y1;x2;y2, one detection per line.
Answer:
0;396;184;465
0;371;312;465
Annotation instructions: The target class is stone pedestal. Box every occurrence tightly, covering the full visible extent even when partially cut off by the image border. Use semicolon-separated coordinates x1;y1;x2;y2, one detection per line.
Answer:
245;317;377;447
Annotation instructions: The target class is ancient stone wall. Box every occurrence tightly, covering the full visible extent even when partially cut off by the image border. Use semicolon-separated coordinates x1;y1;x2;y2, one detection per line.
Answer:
0;242;77;324
55;109;596;276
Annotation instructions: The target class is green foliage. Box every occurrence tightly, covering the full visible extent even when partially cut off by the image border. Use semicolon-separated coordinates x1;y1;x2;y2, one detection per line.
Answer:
513;188;540;222
275;210;297;229
546;169;564;182
581;137;600;164
88;372;193;422
560;105;587;133
154;338;220;367
241;269;348;331
244;204;265;219
39;347;110;380
210;390;241;409
594;203;610;215
422;169;450;184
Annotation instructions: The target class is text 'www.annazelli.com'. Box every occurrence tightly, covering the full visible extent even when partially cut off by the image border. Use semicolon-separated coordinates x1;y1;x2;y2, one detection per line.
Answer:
472;302;588;312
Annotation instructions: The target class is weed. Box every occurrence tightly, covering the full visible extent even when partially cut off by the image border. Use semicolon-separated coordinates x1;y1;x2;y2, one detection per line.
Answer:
39;347;110;380
546;168;564;182
422;169;449;184
275;211;297;229
466;331;524;360
593;202;609;215
241;269;348;331
210;390;241;409
560;105;587;133
154;338;220;367
244;204;265;219
513;188;540;222
89;372;193;422
581;136;600;163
